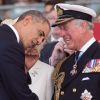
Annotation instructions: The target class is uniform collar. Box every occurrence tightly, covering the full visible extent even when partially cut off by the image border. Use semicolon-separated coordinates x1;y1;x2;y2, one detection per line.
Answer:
80;37;96;52
79;37;96;57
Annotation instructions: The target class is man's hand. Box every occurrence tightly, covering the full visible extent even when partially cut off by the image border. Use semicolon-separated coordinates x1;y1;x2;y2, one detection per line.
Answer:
25;48;39;72
49;41;74;66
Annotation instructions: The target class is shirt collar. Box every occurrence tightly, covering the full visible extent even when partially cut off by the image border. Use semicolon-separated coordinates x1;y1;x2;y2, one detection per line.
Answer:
76;37;96;59
6;24;20;43
80;37;96;53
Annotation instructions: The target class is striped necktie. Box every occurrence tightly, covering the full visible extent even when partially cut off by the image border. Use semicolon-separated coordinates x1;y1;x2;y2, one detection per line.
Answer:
75;51;80;61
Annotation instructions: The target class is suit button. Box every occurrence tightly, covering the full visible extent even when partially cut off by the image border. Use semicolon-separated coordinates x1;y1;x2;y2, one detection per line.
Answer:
73;88;77;93
61;91;64;95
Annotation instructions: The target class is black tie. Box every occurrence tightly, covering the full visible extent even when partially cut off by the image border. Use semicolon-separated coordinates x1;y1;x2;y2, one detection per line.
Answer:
75;51;80;61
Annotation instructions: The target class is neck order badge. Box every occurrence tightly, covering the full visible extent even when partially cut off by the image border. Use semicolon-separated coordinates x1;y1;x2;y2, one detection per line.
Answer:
70;51;80;76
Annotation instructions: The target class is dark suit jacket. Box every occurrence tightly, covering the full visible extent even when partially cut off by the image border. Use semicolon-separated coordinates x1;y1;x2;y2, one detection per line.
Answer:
52;41;100;100
40;41;58;64
0;24;38;100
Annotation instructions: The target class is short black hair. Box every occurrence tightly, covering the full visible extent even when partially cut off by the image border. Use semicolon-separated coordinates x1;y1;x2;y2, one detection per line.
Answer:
17;10;50;25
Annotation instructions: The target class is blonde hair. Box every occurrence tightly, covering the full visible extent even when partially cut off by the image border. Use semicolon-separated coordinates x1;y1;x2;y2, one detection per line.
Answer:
1;17;19;25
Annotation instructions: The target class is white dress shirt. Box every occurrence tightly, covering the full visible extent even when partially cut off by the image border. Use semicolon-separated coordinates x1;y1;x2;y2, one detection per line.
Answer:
29;60;54;100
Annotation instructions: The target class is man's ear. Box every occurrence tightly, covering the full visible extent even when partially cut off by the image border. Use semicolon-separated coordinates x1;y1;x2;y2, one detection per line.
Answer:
22;15;33;26
80;21;88;33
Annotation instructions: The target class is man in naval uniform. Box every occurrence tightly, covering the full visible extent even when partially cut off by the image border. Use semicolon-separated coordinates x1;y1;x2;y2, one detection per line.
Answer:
51;3;100;100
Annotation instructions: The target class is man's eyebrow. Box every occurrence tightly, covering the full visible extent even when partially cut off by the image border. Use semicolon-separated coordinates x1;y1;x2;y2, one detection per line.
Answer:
39;30;45;37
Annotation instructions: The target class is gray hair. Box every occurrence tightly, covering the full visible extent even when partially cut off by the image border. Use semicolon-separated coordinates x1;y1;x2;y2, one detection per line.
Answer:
17;10;50;26
74;19;93;30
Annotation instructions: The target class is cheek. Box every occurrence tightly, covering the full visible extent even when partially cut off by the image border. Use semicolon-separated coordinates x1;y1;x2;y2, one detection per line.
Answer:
67;37;77;49
30;32;39;39
72;36;82;49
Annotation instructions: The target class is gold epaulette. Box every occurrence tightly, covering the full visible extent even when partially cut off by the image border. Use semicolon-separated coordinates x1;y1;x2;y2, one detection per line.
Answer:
52;53;74;100
52;57;67;81
52;57;67;100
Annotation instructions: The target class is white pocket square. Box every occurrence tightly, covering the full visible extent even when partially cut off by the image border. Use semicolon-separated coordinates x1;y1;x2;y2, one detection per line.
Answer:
82;77;90;81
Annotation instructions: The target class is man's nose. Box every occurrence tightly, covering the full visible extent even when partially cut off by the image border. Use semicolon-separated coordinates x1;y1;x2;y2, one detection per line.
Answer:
37;37;44;45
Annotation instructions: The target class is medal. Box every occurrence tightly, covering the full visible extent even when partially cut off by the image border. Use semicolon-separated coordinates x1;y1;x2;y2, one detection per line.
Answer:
70;51;80;76
70;63;77;76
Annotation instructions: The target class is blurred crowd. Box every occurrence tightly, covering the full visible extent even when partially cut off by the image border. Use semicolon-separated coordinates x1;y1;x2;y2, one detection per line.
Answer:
0;0;76;5
0;0;79;20
0;0;44;5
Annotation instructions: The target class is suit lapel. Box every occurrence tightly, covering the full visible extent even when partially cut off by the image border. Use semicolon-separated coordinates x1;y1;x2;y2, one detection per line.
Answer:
1;24;17;41
61;41;99;88
77;41;99;74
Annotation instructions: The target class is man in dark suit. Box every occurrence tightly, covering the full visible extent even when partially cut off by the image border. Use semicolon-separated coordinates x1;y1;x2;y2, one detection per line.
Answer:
0;10;50;100
52;3;100;100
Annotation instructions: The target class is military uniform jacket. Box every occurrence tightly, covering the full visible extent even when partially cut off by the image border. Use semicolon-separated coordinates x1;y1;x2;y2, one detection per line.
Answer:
53;41;100;100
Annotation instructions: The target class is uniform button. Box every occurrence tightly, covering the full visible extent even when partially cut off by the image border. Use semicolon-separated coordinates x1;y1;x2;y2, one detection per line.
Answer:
73;88;77;93
61;91;64;95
